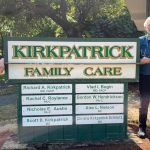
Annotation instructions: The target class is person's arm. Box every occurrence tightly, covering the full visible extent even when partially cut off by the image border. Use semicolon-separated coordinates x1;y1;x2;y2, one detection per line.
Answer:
0;57;4;73
140;57;150;64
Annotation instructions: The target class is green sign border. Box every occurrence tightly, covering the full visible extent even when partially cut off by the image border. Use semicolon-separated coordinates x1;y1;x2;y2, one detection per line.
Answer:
4;37;140;84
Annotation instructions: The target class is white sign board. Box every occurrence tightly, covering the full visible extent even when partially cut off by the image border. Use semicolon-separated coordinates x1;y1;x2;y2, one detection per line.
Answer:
21;84;72;94
23;116;73;126
76;114;124;124
8;64;136;79
22;95;72;105
8;41;137;64
76;94;124;103
76;84;124;93
76;104;123;114
22;105;72;116
6;39;138;81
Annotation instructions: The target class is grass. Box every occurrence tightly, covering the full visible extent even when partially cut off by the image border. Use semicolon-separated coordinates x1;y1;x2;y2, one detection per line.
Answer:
0;104;17;121
0;74;4;80
0;74;17;96
0;78;17;122
0;85;17;96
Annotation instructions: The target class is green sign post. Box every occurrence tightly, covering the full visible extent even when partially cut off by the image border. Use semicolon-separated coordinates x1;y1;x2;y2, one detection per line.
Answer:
4;37;139;142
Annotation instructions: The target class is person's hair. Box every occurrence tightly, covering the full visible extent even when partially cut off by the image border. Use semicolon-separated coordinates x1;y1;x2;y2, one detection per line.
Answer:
144;16;150;28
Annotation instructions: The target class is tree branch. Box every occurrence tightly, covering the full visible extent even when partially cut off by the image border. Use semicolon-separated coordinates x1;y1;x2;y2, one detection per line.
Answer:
33;0;72;32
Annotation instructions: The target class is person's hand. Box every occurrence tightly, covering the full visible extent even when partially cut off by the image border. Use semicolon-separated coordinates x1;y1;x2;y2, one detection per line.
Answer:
140;57;150;64
0;58;4;74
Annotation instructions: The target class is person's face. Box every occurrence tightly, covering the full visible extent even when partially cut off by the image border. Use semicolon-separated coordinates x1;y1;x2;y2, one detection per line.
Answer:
145;20;150;34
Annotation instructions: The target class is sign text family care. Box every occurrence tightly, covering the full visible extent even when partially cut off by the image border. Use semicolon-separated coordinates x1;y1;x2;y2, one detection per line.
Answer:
6;39;138;80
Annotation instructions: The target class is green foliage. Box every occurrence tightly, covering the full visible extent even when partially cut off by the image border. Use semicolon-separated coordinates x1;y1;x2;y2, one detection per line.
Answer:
0;74;4;80
0;0;140;39
0;104;16;121
88;0;139;38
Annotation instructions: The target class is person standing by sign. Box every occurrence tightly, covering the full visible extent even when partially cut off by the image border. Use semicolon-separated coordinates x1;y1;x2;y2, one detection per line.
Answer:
138;16;150;138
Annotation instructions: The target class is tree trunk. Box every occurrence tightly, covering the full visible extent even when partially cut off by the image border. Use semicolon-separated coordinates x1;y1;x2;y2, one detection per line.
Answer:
65;26;83;37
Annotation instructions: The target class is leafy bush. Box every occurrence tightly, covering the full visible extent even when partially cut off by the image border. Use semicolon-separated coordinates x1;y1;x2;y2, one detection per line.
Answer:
88;5;141;38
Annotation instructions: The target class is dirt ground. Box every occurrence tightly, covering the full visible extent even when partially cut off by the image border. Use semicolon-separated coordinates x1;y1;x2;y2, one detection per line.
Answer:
0;131;11;149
